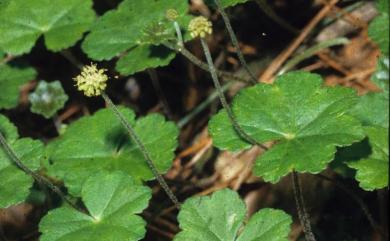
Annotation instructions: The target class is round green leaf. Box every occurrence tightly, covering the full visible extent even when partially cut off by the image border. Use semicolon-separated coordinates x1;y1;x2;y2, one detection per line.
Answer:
39;171;151;241
175;188;292;241
0;64;36;109
209;71;365;183
82;0;189;61
0;0;95;55
348;126;389;191
0;115;45;208
371;56;389;92
46;107;178;196
29;80;69;119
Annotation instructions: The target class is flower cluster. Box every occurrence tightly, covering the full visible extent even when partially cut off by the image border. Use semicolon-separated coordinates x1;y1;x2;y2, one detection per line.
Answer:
188;16;212;38
73;64;108;97
166;9;178;21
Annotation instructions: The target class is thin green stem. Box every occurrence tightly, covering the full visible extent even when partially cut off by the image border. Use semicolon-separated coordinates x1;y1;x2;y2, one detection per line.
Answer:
163;42;250;83
199;37;267;149
214;0;257;84
0;131;80;212
291;171;317;241
101;92;181;209
173;21;184;50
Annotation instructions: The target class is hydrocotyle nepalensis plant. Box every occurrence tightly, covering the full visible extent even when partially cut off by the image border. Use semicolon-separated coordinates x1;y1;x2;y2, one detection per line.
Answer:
209;71;365;183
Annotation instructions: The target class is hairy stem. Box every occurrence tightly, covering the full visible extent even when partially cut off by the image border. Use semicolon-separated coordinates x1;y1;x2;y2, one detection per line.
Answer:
101;92;181;209
163;42;250;83
291;171;317;241
199;38;267;149
214;0;257;84
0;131;80;212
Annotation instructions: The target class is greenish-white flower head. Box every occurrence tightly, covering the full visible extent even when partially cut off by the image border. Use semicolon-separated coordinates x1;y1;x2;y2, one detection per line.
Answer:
74;64;108;97
188;16;212;38
166;9;178;21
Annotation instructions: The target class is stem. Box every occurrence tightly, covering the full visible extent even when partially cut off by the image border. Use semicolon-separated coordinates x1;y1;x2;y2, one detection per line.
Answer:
173;21;184;50
199;38;267;149
0;131;80;212
101;92;181;209
214;0;257;84
291;171;317;241
163;42;250;83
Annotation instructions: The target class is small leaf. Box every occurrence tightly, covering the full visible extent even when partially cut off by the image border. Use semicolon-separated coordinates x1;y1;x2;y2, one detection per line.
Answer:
0;114;44;208
174;188;292;241
0;64;36;109
0;0;95;55
209;71;364;183
348;126;389;191
350;92;389;128
350;56;389;128
368;13;389;56
116;45;176;75
39;171;151;241
29;80;68;119
46;107;178;195
82;0;189;60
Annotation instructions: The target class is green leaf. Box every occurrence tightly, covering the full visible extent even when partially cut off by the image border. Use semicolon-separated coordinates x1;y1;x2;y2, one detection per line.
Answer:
116;45;176;75
350;56;389;128
174;188;292;241
29;80;68;119
209;109;251;152
82;0;189;61
0;0;95;55
0;64;36;109
0;114;44;208
39;171;151;241
347;126;389;191
350;92;389;128
209;71;364;183
46;107;178;195
378;0;389;14
368;13;389;56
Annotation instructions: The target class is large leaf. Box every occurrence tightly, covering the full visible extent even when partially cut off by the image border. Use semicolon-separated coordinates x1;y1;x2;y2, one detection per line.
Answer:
0;114;44;208
174;188;292;241
0;64;36;109
209;71;364;183
368;13;389;56
82;0;189;61
39;171;151;241
46;107;178;195
348;126;389;191
0;0;95;55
